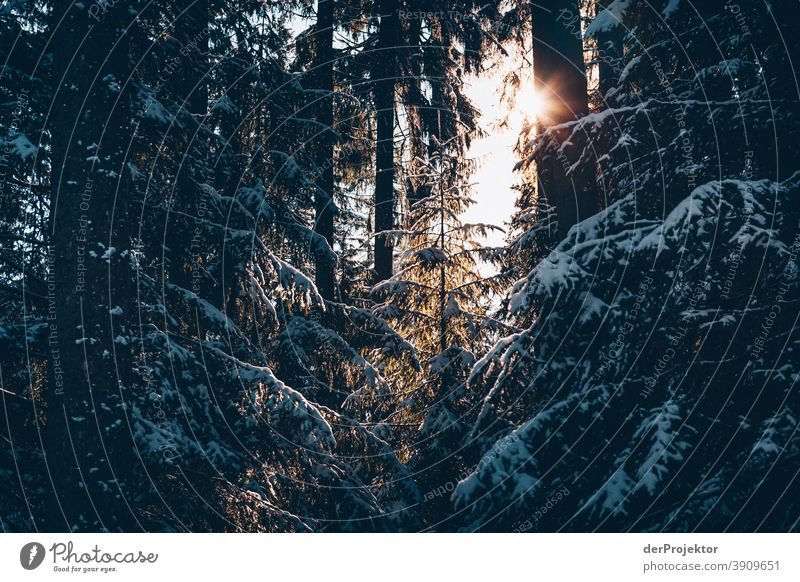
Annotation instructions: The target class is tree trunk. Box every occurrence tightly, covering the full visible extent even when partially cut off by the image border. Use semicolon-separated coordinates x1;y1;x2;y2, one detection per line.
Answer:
373;0;400;283
532;0;588;124
174;0;210;295
48;1;140;531
313;0;336;300
531;0;596;238
436;111;447;357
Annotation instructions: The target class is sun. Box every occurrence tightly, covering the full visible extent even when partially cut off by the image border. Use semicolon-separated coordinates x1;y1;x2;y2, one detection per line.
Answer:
516;84;548;122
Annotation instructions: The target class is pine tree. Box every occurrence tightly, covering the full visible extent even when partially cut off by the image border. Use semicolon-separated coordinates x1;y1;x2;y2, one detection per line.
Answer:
309;0;337;300
126;0;422;531
373;115;502;527
0;0;51;532
368;0;499;283
0;0;427;532
591;0;625;105
455;0;800;532
5;0;796;535
369;0;400;283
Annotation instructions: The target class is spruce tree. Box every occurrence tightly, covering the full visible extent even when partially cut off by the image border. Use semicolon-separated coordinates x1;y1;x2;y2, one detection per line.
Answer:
374;116;501;527
456;0;800;532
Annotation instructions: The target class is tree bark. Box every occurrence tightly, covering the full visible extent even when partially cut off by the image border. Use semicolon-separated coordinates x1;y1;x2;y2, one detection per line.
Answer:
531;0;596;238
373;0;400;283
532;0;588;125
312;0;337;300
48;0;140;531
174;0;210;294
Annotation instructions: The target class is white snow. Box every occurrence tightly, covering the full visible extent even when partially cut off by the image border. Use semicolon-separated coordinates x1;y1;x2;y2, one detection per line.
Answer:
10;134;37;160
585;0;630;37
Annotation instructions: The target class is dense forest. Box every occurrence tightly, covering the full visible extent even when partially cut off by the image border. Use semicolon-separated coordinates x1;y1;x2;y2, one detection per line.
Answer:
1;0;799;532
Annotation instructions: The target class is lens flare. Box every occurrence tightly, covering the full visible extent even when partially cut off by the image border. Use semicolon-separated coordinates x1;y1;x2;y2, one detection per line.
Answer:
516;84;548;122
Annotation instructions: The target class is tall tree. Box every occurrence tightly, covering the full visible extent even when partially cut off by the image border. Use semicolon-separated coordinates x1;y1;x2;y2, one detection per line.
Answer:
530;0;596;238
109;0;422;531
170;0;210;294
531;0;588;124
372;0;400;282
456;0;800;532
374;115;501;526
311;0;337;300
0;0;51;532
48;0;141;531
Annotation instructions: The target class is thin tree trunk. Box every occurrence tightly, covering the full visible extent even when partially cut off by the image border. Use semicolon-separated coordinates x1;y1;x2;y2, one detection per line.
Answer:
437;111;447;356
313;0;336;300
373;0;399;283
48;0;140;531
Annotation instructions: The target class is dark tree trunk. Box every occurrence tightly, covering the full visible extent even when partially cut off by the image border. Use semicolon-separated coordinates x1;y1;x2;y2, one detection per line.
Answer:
175;2;209;119
213;30;244;317
403;15;426;214
169;0;225;320
47;1;141;531
531;0;596;238
173;0;210;295
436;111;447;357
312;0;336;300
373;0;400;283
532;0;588;124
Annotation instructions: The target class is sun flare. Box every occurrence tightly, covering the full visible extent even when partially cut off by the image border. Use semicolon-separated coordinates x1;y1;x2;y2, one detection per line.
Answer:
516;84;548;122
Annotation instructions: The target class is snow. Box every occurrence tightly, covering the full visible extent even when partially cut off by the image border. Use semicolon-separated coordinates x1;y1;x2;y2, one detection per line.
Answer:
585;0;630;37
581;468;634;517
579;292;608;324
271;150;311;184
167;284;236;331
9;134;36;160
229;356;336;449
211;95;236;114
144;98;174;124
442;294;461;320
268;254;324;308
509;242;595;314
619;55;642;84
752;408;798;457
662;0;681;18
632;403;690;495
412;247;448;264
637;184;710;253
